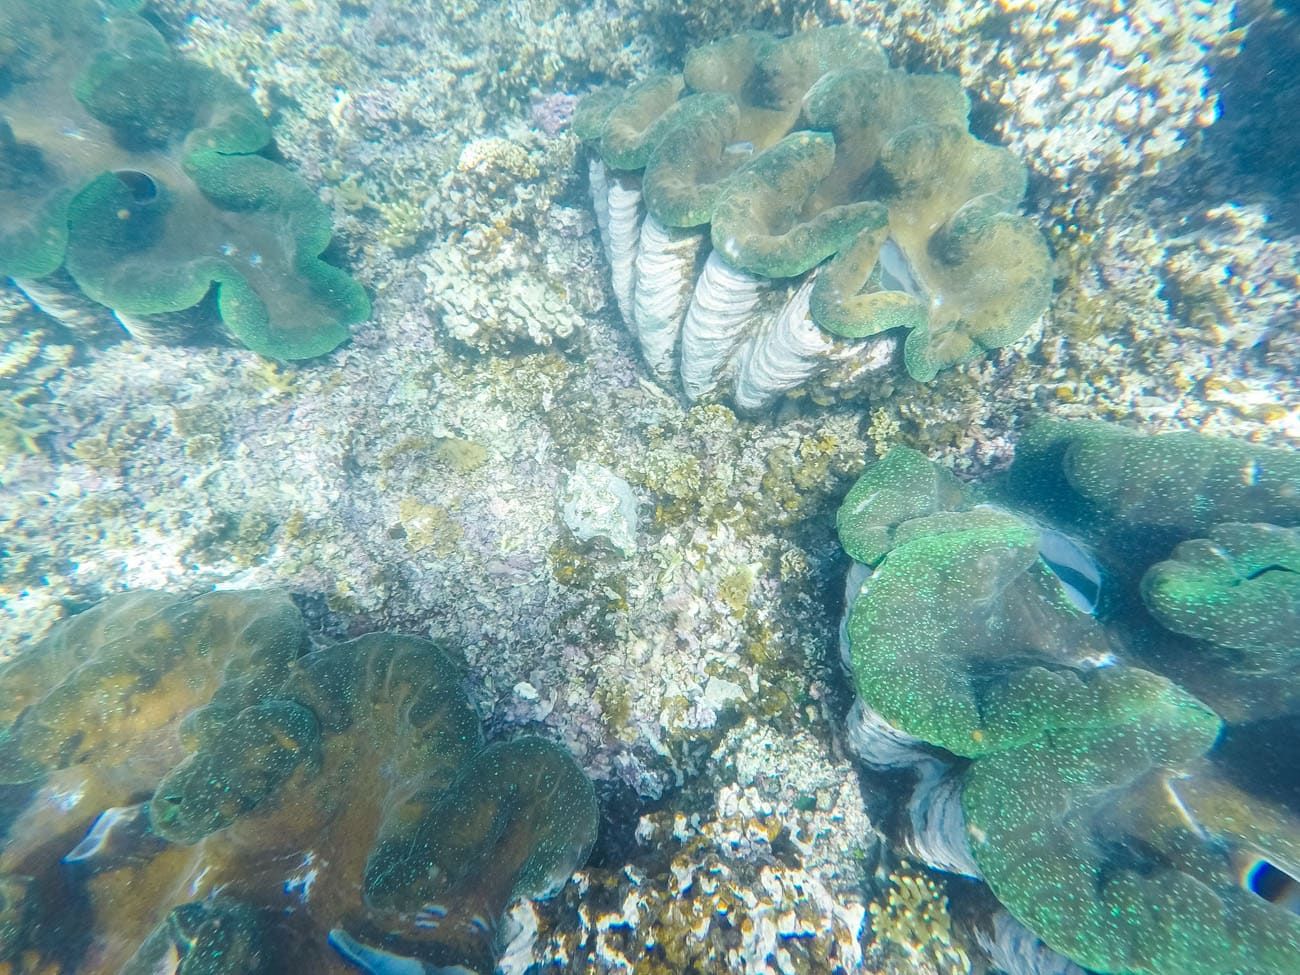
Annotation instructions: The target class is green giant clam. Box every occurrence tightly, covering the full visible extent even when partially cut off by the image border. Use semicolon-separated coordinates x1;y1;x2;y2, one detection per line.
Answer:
576;28;1052;411
838;424;1300;975
0;590;597;974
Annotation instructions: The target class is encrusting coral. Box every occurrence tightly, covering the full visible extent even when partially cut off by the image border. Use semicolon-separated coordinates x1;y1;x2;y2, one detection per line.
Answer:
0;0;368;359
0;589;597;974
576;27;1051;411
837;421;1300;975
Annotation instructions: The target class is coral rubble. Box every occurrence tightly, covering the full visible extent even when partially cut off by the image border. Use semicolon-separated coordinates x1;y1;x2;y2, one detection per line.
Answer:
828;1;1231;199
522;717;879;975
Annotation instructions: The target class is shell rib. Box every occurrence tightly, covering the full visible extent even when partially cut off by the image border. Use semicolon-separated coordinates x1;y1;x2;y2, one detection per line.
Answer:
904;762;982;878
846;695;981;877
16;274;226;346
811;332;900;400
604;174;643;325
588;158;611;248
632;216;704;382
13;274;118;338
679;251;770;401
844;698;934;771
735;275;905;411
113;310;204;346
977;912;1090;975
733;276;826;411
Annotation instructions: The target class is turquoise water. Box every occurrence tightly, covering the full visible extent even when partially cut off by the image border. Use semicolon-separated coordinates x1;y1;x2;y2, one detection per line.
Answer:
0;1;1297;973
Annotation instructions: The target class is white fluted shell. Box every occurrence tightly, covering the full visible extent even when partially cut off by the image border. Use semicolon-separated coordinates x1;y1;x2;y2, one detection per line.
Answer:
604;175;643;325
809;331;900;400
846;697;982;877
976;911;1090;975
732;277;820;412
844;561;980;877
843;698;940;772
13;275;118;338
904;762;982;877
632;216;704;381
19;274;227;346
113;309;206;346
679;251;770;400
735;276;901;411
839;561;871;672
588;158;611;248
590;156;903;408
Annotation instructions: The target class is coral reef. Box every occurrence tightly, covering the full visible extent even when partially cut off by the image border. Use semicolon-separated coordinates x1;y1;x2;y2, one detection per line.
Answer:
418;133;595;352
0;323;73;466
577;27;1051;410
838;422;1300;975
1;1;1296;972
0;589;597;974
0;0;367;358
148;0;1296;458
